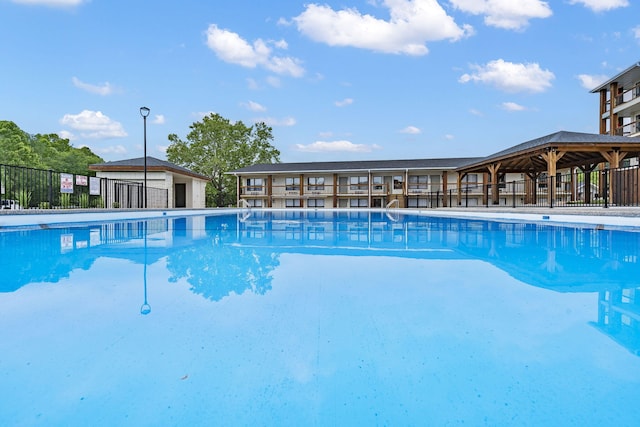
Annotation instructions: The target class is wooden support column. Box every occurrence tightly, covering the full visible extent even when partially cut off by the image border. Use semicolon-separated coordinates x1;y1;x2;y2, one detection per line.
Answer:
456;173;464;206
236;174;242;206
267;174;273;207
610;82;619;135
599;89;608;134
601;149;628;205
482;172;490;205
525;172;540;205
442;171;448;207
540;149;565;206
333;173;338;208
487;163;501;205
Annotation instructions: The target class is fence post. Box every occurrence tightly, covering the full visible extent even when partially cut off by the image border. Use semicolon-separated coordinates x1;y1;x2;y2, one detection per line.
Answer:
603;169;609;209
48;170;53;208
512;180;516;208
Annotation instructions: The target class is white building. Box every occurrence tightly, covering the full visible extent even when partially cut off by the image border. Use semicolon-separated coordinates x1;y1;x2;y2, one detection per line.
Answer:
90;157;209;209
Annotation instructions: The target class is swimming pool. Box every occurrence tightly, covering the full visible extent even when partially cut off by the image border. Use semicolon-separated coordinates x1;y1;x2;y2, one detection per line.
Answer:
1;210;640;426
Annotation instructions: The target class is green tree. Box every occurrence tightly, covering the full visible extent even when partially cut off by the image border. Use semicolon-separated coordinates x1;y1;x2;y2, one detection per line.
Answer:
0;120;103;174
0;121;44;168
167;113;280;207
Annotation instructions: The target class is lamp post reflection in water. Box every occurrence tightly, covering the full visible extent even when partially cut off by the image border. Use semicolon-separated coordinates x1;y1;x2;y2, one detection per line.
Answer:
140;222;151;315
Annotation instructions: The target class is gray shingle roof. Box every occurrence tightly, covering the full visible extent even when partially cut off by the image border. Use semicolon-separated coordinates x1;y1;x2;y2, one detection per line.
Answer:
457;131;640;170
589;61;640;93
90;156;210;180
231;157;483;174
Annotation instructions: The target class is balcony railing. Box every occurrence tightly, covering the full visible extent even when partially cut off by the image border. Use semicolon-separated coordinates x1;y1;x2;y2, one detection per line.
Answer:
615;120;640;136
614;86;640;107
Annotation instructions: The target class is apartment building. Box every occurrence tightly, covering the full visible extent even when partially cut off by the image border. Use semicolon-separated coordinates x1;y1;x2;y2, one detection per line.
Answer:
592;61;640;139
233;61;640;210
230;157;528;209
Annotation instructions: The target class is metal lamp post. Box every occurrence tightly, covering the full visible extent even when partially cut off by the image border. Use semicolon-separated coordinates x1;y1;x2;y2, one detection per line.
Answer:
139;106;150;208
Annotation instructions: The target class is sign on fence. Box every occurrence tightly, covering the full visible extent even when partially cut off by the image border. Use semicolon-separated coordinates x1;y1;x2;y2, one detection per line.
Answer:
60;173;74;194
76;175;88;186
89;177;101;196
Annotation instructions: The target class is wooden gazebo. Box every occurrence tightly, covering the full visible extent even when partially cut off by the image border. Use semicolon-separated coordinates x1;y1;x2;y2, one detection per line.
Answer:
455;131;640;206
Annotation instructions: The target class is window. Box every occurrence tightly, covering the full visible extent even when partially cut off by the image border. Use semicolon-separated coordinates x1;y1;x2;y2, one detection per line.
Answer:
408;198;428;208
247;199;263;207
307;177;325;191
430;175;440;190
349;198;368;208
285;199;301;208
463;174;478;189
307;198;324;208
372;176;384;191
246;178;263;192
393;175;404;190
349;176;368;192
408;175;428;190
285;177;300;191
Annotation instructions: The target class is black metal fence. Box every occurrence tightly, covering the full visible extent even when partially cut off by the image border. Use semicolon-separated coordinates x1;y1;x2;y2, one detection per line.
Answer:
410;164;640;209
0;163;168;210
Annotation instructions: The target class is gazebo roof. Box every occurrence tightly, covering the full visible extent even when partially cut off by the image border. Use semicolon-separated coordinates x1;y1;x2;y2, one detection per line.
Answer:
456;131;640;174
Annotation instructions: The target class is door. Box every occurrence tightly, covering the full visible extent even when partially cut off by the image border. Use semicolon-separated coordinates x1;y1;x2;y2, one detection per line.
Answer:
175;183;186;208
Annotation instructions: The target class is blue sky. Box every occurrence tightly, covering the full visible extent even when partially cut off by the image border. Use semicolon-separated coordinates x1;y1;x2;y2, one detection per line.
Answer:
1;0;639;163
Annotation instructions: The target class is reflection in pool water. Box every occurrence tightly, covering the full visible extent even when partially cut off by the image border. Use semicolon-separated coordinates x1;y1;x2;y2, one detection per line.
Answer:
1;210;640;426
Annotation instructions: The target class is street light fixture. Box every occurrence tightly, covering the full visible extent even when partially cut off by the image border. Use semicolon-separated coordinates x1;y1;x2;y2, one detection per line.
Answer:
139;106;150;208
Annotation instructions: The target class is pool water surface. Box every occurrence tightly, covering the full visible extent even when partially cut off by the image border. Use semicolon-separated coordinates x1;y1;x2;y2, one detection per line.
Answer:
1;210;640;426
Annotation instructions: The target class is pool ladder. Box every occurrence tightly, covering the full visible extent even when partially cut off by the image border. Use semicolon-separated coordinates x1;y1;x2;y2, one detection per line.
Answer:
385;199;399;222
238;199;252;222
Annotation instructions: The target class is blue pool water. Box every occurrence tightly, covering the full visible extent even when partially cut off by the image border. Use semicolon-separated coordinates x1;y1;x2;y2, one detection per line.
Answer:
1;210;640;426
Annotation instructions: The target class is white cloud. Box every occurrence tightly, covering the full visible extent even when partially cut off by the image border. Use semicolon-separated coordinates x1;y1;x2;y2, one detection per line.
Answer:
93;145;128;155
152;114;165;125
57;130;75;140
242;101;267;112
11;0;87;6
247;78;260;90
450;0;552;30
266;76;282;87
335;98;354;107
205;24;304;77
444;134;455;140
568;0;629;12
633;25;640;41
400;126;421;134
501;101;527;111
59;110;127;139
577;73;609;90
71;77;115;96
255;116;296;127
459;59;555;93
295;140;381;153
293;0;472;56
470;108;484;116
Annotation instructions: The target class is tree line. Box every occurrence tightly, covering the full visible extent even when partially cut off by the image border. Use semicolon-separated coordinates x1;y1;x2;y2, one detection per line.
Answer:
0;120;104;175
1;114;281;207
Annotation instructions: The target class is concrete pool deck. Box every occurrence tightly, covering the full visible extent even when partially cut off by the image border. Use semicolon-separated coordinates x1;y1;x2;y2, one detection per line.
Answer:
1;206;640;229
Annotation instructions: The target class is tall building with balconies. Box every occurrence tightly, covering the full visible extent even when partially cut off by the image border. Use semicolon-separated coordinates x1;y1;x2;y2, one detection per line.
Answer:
592;62;640;138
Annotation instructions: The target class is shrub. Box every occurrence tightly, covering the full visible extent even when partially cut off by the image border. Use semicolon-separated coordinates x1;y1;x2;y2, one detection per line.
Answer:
78;193;89;208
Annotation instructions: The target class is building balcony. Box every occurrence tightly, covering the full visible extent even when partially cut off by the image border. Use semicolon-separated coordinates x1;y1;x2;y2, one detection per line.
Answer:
615;120;640;137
